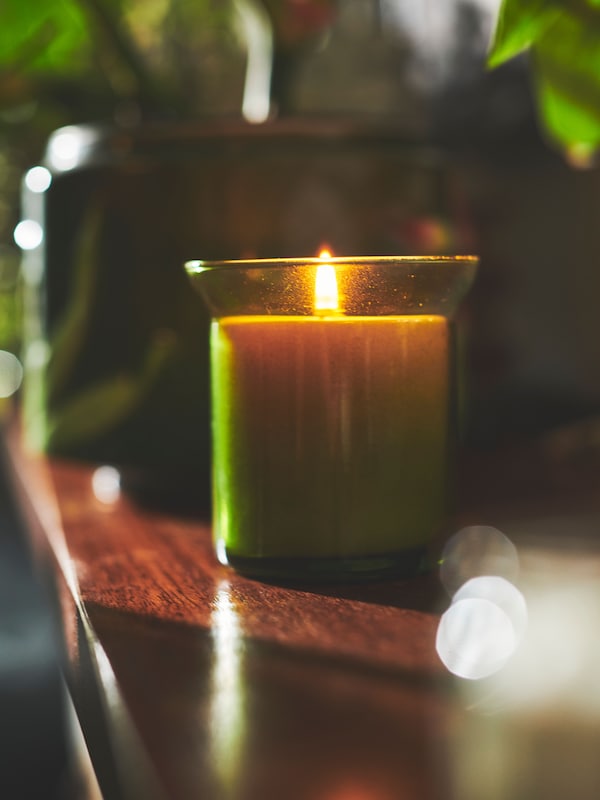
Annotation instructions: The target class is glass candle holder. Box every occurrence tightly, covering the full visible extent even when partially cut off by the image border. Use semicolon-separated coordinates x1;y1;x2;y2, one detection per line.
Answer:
185;255;478;582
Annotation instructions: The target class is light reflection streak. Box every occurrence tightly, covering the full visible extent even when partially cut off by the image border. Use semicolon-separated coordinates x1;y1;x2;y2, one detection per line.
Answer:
494;576;600;715
437;526;526;681
209;581;246;792
442;542;600;800
215;537;228;567
0;350;23;398
236;0;272;123
24;166;52;193
440;524;519;597
436;595;519;681
453;576;528;640
14;219;43;250
438;525;600;709
91;465;121;505
46;126;98;172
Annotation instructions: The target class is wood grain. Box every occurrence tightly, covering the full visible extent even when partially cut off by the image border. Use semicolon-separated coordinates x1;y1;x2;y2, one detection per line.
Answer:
10;412;600;800
6;420;458;800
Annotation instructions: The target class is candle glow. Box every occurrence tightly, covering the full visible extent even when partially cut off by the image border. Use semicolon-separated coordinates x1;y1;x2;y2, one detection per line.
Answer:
314;252;339;313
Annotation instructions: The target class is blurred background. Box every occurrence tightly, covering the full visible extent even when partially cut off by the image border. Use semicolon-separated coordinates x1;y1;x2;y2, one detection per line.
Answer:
1;0;600;796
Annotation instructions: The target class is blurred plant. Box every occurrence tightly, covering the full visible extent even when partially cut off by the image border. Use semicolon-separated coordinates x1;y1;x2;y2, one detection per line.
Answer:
0;0;249;121
488;0;600;165
0;0;341;366
249;0;337;113
0;0;249;361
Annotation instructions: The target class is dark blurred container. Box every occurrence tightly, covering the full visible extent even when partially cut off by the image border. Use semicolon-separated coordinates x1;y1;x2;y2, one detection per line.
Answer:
19;119;472;501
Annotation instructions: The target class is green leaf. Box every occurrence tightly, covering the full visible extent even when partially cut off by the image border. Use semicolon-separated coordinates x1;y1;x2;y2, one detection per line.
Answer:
533;7;600;149
488;0;600;156
0;0;90;74
487;0;560;68
538;77;600;152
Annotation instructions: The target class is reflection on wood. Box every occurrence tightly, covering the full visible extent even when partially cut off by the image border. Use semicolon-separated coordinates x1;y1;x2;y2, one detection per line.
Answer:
10;414;600;798
7;418;457;799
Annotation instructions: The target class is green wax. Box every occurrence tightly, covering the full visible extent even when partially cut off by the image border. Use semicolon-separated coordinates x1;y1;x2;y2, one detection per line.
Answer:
211;315;451;561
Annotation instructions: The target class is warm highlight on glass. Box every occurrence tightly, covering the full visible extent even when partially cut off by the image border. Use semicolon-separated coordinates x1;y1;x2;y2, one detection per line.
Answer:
185;255;478;581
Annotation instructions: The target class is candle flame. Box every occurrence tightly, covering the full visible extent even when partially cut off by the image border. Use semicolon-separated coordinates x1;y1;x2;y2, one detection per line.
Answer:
314;250;338;312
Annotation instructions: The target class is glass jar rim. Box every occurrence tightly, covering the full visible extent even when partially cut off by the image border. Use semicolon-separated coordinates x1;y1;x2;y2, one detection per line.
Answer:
185;254;479;274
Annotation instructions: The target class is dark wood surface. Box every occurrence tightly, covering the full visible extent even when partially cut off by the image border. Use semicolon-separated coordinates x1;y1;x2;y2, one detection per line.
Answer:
7;415;600;800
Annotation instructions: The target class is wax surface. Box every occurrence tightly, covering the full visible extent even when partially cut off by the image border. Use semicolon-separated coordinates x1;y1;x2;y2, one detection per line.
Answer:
211;315;451;560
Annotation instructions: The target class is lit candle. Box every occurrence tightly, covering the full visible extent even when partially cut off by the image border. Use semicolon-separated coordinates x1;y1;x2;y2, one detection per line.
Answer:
186;254;477;581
